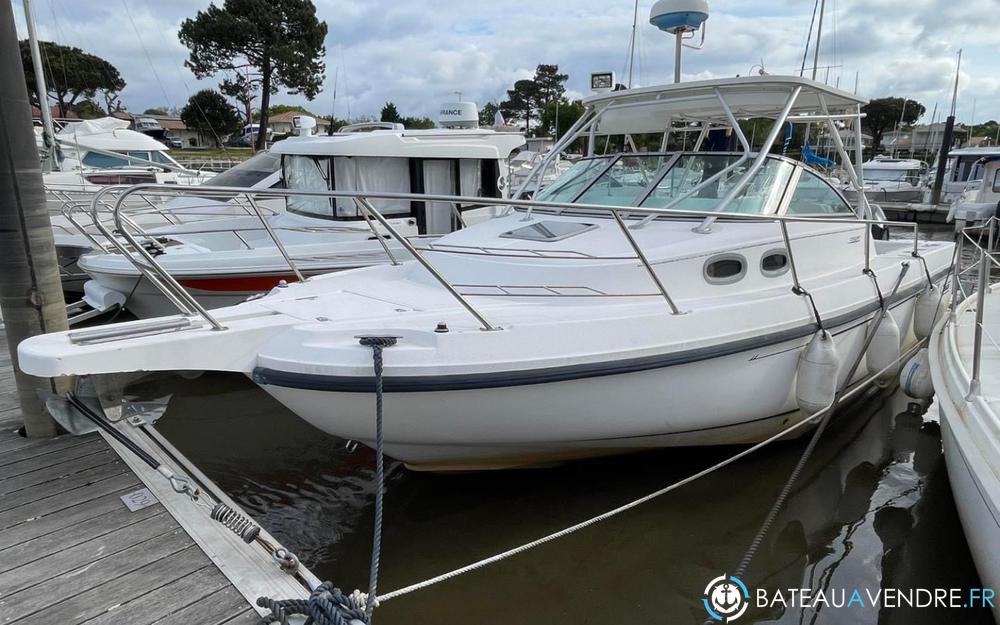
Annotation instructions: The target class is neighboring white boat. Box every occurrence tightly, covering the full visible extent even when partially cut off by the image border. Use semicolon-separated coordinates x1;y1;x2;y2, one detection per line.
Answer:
508;150;573;195
946;155;1000;226
927;230;1000;623
841;156;927;203
72;118;526;318
19;76;955;471
924;146;1000;205
44;117;223;292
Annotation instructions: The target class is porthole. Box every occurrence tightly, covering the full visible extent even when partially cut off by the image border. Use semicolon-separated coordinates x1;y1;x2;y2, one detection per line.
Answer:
704;254;747;285
761;249;790;277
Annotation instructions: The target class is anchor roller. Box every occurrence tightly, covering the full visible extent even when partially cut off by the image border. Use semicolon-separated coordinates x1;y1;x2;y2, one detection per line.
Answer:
796;330;840;415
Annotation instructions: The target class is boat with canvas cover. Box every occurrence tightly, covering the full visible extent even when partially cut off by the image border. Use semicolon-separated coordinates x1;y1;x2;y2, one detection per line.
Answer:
19;76;955;470
70;116;525;318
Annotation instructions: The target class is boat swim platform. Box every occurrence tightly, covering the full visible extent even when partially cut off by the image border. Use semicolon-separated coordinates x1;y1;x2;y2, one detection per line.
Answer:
0;333;314;625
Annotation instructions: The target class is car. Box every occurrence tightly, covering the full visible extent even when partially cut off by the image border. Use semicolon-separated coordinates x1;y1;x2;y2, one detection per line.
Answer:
165;136;183;149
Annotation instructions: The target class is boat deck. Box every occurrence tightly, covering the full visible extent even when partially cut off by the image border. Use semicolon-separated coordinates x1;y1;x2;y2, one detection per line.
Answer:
0;333;267;625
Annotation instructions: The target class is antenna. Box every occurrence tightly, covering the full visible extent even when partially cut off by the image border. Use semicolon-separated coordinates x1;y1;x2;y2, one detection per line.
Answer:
649;0;710;83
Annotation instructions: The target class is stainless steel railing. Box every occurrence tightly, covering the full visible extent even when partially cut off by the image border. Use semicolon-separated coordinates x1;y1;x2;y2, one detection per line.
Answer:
953;217;1000;398
81;183;930;335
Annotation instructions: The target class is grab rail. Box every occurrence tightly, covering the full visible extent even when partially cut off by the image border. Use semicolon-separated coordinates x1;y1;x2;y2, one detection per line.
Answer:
87;183;925;333
955;218;1000;397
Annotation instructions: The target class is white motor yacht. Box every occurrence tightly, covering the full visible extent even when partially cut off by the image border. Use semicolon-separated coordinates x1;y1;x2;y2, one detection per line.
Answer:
945;155;1000;226
842;156;927;203
924;146;1000;205
72;118;525;318
19;76;955;471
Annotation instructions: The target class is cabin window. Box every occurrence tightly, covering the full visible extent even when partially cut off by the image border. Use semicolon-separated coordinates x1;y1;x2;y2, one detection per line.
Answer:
760;250;790;277
993;169;1000;193
641;156;793;215
535;157;615;204
784;170;853;215
332;156;410;217
500;221;596;242
704;254;746;284
284;155;332;216
207;152;280;188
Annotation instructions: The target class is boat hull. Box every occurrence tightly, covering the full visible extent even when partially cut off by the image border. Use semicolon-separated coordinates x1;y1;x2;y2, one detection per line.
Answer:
257;296;919;471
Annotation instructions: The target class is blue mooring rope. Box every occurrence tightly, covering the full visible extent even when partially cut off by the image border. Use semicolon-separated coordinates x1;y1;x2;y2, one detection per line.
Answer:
257;336;397;625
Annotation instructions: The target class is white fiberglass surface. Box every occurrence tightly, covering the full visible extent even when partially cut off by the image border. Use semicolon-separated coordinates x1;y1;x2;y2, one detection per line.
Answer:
865;168;918;183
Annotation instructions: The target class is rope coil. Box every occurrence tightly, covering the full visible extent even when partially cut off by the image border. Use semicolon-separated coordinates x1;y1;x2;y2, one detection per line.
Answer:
257;582;369;625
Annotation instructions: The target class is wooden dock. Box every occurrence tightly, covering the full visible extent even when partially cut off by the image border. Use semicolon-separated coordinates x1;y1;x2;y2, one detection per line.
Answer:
0;334;274;625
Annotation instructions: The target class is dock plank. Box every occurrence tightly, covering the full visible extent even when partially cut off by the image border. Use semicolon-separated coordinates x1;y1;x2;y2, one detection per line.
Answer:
0;334;275;625
0;433;102;469
15;545;208;625
0;447;123;497
0;512;177;597
149;586;257;625
0;460;129;514
0;500;163;574
83;565;231;625
1;529;194;623
0;469;140;531
0;485;149;551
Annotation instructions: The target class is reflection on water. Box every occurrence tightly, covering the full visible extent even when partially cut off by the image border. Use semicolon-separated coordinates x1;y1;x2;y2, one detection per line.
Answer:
140;370;992;625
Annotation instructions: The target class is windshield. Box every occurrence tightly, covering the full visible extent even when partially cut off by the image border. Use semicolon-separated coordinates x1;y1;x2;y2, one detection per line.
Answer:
209;152;280;188
535;153;796;215
534;157;615;203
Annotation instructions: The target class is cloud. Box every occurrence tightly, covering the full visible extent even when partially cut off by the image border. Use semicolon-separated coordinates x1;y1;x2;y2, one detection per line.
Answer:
13;0;1000;124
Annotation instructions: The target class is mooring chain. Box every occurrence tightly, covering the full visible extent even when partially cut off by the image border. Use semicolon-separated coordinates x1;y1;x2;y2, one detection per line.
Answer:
257;336;397;625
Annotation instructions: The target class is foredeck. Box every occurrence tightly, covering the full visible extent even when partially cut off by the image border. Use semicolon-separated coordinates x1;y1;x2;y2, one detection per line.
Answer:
0;333;260;625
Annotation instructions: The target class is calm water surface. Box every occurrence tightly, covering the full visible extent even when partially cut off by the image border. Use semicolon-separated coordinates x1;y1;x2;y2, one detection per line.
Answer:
132;224;994;624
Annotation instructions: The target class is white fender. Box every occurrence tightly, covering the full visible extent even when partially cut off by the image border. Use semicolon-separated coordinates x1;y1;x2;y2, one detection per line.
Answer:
796;330;840;415
867;312;901;385
900;348;934;399
913;285;949;339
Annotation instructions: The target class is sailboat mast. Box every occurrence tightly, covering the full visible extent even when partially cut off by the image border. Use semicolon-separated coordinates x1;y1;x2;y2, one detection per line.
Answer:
930;48;962;205
22;0;57;171
811;0;825;80
627;0;639;88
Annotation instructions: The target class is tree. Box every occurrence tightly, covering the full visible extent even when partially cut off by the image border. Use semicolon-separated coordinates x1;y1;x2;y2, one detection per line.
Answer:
862;97;926;153
380;102;402;124
533;64;567;107
479;101;500;127
252;104;313;120
540;98;585;140
19;40;125;117
501;79;541;134
144;107;169;116
72;99;106;120
180;89;243;147
401;116;435;129
179;0;328;150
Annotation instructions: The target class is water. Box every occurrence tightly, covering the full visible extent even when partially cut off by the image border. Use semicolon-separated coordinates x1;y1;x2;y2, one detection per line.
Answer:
129;224;993;624
135;377;989;624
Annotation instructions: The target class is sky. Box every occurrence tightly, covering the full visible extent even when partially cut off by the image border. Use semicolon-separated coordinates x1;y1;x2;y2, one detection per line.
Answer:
12;0;1000;127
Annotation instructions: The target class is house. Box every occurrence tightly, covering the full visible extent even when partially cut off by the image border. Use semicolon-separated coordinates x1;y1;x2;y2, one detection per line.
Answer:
265;111;332;136
815;128;871;151
910;122;966;152
30;104;79;124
